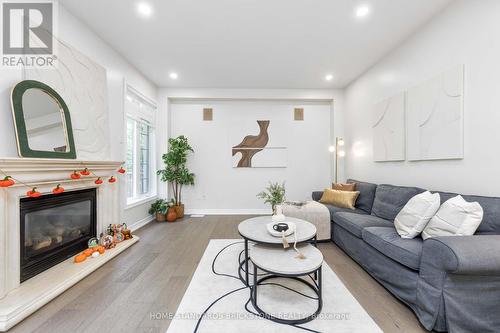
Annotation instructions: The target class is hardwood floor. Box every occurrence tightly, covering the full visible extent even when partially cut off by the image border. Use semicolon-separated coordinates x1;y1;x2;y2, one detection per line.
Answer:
11;216;428;333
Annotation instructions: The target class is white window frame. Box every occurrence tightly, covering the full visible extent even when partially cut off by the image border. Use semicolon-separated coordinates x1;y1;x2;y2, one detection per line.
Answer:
125;85;158;208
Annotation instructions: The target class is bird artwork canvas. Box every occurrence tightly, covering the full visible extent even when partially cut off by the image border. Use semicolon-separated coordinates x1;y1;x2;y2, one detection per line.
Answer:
231;120;287;168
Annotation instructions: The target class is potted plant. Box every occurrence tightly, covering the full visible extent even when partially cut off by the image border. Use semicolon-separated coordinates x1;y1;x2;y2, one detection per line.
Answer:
149;199;168;222
157;135;195;219
257;182;286;221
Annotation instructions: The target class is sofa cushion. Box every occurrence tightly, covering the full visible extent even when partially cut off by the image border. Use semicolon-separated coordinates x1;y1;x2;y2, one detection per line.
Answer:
435;191;500;235
394;191;441;239
323;204;367;220
312;191;323;202
320;189;360;209
422;195;484;240
362;227;423;271
346;179;378;213
371;184;426;221
332;183;356;191
333;212;393;238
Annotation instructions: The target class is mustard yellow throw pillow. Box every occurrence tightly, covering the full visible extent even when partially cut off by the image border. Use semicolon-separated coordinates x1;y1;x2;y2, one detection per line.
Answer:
320;189;360;210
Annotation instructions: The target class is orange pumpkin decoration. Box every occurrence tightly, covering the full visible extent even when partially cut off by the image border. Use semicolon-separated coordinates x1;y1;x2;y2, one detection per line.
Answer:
83;248;94;257
95;177;103;185
80;168;91;176
52;184;64;194
97;246;105;254
108;176;117;183
70;171;81;180
118;167;126;174
74;253;87;263
0;176;15;187
27;187;41;198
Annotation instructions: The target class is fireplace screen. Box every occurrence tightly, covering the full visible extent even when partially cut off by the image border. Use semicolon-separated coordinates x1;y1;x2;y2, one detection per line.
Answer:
20;188;96;282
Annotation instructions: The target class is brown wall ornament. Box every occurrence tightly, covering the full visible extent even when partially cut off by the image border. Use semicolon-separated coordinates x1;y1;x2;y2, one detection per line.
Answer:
232;120;270;168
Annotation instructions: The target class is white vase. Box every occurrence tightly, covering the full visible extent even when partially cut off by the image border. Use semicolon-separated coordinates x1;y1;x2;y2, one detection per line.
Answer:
272;205;286;222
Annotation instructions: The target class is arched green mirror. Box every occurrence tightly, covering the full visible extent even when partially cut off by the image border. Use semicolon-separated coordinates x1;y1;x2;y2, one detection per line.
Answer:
11;80;76;159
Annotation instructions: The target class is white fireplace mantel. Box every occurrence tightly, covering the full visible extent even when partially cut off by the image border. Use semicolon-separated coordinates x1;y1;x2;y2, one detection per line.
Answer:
0;158;139;331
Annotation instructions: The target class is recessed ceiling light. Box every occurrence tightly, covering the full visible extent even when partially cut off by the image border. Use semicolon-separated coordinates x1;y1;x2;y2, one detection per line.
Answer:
169;72;178;80
355;5;371;18
325;74;334;81
137;2;153;18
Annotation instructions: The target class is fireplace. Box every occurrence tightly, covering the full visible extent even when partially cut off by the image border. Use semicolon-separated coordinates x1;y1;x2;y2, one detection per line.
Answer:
20;188;97;282
0;159;137;330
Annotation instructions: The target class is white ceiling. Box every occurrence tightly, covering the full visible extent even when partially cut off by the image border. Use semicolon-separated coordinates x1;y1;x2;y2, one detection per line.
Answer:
61;0;453;89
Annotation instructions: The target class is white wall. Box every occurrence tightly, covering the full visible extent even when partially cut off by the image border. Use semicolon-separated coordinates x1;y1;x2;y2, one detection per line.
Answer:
158;88;345;213
344;0;500;196
0;4;159;228
57;5;160;228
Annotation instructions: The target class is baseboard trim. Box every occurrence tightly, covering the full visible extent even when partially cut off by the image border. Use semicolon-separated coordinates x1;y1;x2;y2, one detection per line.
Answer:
128;215;154;231
185;209;271;215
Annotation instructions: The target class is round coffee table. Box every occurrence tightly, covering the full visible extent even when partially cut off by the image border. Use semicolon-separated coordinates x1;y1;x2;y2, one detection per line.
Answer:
249;243;323;325
238;216;317;285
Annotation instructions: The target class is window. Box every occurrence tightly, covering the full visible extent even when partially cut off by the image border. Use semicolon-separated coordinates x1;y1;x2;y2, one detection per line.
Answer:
125;87;157;206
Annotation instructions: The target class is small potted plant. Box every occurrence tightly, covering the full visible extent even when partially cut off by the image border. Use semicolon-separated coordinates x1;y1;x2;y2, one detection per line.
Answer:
257;181;286;221
149;199;168;222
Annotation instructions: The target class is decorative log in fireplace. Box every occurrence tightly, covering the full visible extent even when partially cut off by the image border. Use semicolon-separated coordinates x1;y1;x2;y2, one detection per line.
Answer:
20;188;97;282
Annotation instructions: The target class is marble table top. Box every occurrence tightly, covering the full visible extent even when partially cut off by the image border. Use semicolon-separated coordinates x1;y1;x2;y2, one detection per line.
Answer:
238;216;317;244
250;243;323;275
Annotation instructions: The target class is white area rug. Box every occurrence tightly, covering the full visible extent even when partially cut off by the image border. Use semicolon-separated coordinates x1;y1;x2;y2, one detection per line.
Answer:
167;239;381;333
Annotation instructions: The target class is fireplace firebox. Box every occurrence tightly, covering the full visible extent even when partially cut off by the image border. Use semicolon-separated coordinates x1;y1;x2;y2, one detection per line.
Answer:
20;188;97;282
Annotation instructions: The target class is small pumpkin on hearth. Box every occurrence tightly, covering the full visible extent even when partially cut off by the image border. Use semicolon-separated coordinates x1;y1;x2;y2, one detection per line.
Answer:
70;171;81;180
0;176;15;187
95;177;103;185
83;248;94;257
52;184;64;194
96;246;105;254
27;187;41;198
108;176;117;183
80;168;91;176
74;253;87;263
118;167;126;174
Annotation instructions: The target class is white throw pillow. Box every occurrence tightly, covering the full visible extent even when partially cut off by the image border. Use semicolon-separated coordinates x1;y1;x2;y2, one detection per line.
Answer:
422;195;484;240
394;191;441;239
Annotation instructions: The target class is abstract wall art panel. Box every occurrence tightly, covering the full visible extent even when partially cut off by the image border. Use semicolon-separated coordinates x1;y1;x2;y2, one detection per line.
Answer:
23;38;110;160
407;65;464;161
231;120;287;168
372;92;406;162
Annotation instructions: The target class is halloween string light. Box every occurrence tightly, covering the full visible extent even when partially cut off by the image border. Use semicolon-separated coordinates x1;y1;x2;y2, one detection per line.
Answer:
0;164;126;198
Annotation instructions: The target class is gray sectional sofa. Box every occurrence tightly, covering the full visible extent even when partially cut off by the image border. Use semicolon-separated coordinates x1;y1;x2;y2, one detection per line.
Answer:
312;179;500;332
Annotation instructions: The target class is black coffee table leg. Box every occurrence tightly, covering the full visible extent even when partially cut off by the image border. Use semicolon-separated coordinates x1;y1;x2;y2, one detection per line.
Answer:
313;236;318;280
251;266;323;325
318;266;322;300
245;239;249;286
253;262;258;302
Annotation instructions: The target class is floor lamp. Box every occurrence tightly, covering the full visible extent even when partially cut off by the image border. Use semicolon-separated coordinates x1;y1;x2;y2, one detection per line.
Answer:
330;137;345;184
